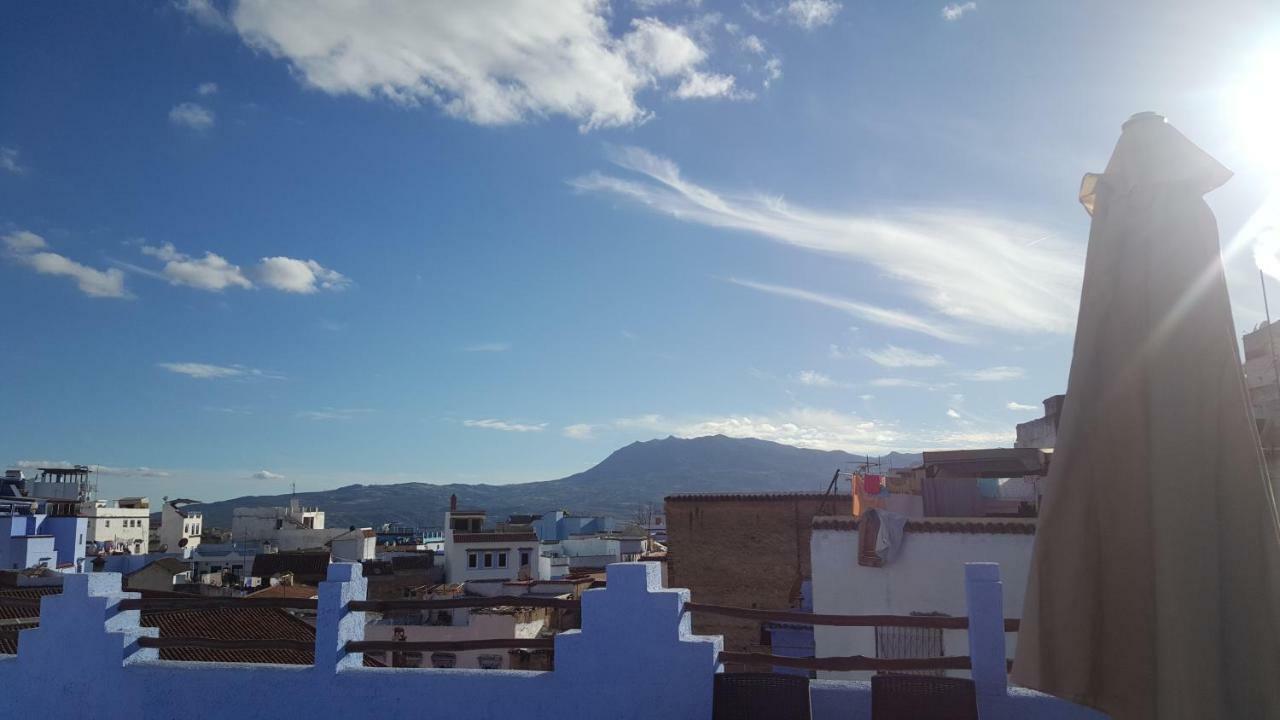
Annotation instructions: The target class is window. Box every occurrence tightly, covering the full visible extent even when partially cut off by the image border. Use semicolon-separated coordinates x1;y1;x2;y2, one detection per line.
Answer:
468;552;478;568
497;552;507;568
483;552;494;568
520;550;530;567
105;520;110;528
477;654;503;670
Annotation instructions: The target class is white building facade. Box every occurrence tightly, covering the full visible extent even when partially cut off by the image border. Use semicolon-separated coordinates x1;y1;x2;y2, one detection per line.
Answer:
232;500;347;551
809;515;1036;681
158;499;202;553
83;498;150;554
443;508;539;584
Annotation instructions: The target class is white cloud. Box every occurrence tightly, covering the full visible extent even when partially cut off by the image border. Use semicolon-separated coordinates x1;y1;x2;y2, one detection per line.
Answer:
956;366;1025;381
941;2;977;21
946;408;962;419
463;418;547;433
257;256;350;293
295;408;373;421
3;230;47;253
141;242;251;291
158;362;282;380
464;342;512;352
793;370;853;389
563;423;597;440
5;231;127;298
169;102;215;130
1;146;24;174
197;82;219;95
571;147;1081;336
1006;401;1038;411
728;278;970;342
674;71;749;100
632;0;701;8
175;0;234;30
861;345;946;368
784;0;841;29
763;57;783;88
215;1;745;132
741;35;766;54
870;377;954;390
252;470;285;480
15;460;169;477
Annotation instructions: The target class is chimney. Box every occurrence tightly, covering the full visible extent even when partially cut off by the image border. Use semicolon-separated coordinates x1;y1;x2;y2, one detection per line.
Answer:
450;494;457;511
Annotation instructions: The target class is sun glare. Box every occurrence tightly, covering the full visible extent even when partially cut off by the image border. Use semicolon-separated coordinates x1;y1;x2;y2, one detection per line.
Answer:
1231;47;1280;179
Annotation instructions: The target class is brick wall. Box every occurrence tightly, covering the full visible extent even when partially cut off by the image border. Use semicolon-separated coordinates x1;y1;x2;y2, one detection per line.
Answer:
664;493;849;663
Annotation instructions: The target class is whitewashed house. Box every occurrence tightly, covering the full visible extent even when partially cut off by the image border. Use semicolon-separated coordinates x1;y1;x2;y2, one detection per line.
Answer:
158;498;202;554
82;497;150;554
443;501;539;584
232;499;347;551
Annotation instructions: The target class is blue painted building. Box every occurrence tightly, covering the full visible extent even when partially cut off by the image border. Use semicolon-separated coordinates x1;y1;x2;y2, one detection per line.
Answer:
1;468;90;572
764;580;816;677
531;511;621;542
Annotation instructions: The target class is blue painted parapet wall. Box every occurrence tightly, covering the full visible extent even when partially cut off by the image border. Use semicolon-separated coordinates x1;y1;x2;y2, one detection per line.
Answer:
0;562;722;720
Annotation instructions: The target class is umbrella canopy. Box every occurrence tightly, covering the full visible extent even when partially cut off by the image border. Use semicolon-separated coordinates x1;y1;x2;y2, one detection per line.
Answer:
1012;113;1280;718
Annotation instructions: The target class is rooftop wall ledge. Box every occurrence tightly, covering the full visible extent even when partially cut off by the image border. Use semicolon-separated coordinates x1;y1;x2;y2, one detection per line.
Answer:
317;562;367;672
554;561;721;718
14;572;157;698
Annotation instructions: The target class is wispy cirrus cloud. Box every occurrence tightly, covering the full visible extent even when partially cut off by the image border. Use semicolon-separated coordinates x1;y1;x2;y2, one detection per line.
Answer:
197;81;219;95
792;370;853;389
870;377;955;390
728;278;969;342
251;469;285;480
571;146;1081;337
4;230;128;298
1006;401;1038;411
463;418;547;433
955;366;1025;381
861;345;947;368
296;408;373;421
158;362;284;380
941;2;977;21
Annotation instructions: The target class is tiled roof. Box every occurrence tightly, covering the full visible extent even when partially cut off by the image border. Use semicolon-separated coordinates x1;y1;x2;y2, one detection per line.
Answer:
128;557;190;577
665;491;852;502
0;585;380;667
246;583;319;599
0;586;59;620
810;515;1036;535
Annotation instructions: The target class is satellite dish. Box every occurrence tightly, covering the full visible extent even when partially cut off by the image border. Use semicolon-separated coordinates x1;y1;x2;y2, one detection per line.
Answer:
178;538;188;548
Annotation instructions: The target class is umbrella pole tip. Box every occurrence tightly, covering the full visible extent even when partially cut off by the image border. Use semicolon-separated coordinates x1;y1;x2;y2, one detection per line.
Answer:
1124;111;1167;129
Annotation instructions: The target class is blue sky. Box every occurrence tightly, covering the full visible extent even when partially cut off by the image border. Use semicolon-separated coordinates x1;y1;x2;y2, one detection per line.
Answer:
2;0;1278;503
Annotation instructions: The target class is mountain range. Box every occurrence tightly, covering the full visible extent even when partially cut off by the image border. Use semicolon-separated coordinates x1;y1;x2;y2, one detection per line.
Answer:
189;435;922;529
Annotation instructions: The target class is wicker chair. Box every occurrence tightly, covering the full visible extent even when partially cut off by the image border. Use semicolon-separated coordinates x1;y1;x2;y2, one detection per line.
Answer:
712;672;811;720
871;674;979;720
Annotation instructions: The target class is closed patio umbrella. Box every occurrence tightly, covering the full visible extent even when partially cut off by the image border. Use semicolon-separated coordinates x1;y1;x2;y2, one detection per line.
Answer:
1012;113;1280;718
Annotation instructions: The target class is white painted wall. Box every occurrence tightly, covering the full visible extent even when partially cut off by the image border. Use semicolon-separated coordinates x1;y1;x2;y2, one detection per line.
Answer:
159;504;201;552
810;525;1034;681
364;612;544;669
444;538;539;583
83;501;150;554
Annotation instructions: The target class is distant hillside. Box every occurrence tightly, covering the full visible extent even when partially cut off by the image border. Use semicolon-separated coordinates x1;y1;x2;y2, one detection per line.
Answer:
190;435;921;529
